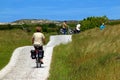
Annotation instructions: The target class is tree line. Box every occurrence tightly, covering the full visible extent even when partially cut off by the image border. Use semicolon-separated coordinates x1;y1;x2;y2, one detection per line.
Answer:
0;16;120;33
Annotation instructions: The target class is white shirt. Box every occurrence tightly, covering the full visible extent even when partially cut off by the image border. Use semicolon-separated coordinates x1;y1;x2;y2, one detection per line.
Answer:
32;32;45;46
76;24;81;31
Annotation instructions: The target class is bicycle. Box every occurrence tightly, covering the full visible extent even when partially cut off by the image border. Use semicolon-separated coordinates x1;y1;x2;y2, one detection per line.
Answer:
31;46;44;68
59;27;74;35
36;49;43;68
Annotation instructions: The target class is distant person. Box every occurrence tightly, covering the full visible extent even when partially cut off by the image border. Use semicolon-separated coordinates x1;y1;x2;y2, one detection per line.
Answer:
100;23;105;30
62;21;68;34
75;23;81;33
32;26;45;64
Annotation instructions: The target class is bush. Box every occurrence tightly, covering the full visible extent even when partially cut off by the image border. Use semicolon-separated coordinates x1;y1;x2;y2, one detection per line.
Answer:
80;16;109;31
107;20;120;25
0;24;22;30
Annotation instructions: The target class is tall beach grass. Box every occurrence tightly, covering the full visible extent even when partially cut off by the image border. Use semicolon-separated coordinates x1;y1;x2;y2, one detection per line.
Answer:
0;29;32;69
48;25;120;80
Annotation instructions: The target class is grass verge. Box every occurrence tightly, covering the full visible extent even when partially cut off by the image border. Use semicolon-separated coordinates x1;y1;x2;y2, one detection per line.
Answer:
48;25;120;80
0;29;32;69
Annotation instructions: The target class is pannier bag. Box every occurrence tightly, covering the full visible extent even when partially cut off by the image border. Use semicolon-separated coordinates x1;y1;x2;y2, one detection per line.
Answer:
30;50;36;59
38;50;44;58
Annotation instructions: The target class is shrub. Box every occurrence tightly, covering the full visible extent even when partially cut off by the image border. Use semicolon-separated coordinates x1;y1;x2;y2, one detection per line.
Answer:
80;16;109;31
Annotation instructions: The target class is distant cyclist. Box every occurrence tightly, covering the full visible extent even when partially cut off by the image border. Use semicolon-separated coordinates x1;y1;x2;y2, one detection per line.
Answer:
32;26;45;64
100;23;105;30
62;21;68;34
75;23;81;33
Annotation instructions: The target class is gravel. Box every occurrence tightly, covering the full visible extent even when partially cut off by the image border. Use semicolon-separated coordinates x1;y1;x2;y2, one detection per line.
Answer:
0;35;72;80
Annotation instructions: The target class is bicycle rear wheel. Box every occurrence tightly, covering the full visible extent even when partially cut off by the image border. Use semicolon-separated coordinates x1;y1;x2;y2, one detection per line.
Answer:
36;57;39;68
36;55;42;68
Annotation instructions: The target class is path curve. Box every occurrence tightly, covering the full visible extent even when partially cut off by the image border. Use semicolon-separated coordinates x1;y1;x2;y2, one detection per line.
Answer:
0;35;72;80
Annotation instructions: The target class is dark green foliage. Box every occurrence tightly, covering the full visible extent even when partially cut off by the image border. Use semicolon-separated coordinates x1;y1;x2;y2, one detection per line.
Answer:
48;23;56;28
0;24;22;30
107;20;120;25
40;23;58;33
80;16;109;31
0;23;59;33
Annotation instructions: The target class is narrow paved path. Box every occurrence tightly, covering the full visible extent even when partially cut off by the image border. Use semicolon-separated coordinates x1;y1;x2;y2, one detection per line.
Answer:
0;35;72;80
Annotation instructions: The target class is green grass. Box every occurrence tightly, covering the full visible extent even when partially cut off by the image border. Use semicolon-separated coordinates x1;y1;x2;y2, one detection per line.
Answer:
0;25;120;80
48;25;120;80
0;29;32;69
0;29;51;70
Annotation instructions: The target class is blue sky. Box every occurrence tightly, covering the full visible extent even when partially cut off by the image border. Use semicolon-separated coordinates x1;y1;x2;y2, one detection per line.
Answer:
0;0;120;22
